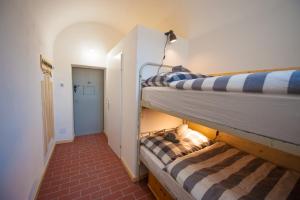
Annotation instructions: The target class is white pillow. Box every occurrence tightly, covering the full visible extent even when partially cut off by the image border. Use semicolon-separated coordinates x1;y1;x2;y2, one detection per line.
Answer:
176;124;188;137
183;129;210;146
176;124;210;144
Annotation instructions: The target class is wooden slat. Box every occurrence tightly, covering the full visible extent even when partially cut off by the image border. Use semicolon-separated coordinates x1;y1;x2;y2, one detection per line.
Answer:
48;79;54;140
41;76;54;156
188;122;300;172
208;66;300;76
46;77;50;145
41;80;48;155
148;172;174;200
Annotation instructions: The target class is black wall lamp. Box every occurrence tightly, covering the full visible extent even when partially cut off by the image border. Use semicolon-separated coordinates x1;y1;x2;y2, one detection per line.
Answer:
165;30;177;43
158;30;177;73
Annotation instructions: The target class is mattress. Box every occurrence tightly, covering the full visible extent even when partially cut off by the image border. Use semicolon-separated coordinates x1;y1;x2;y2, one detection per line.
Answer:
142;87;300;156
140;146;195;200
169;70;300;95
166;142;300;200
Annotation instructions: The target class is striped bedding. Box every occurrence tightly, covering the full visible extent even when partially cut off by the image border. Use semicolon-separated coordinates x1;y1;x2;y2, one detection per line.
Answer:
142;72;206;87
166;142;300;200
169;70;300;95
140;135;210;165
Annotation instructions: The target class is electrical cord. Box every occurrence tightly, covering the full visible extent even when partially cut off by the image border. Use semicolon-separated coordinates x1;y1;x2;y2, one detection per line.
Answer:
157;35;169;75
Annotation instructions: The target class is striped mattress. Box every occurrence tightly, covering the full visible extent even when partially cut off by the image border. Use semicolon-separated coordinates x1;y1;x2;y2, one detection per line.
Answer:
166;142;300;200
169;70;300;95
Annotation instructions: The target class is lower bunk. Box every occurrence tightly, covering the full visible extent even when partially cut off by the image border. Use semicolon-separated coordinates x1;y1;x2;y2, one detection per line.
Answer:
140;137;300;200
140;145;194;200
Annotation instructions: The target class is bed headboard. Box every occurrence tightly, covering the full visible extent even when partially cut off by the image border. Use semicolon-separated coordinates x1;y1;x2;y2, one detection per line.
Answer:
139;62;174;80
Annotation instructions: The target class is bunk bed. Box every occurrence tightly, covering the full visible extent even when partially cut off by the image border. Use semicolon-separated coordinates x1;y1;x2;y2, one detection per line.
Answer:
137;63;300;200
138;63;300;156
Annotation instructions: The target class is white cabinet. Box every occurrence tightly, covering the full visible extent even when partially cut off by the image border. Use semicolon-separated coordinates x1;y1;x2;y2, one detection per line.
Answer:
105;53;123;157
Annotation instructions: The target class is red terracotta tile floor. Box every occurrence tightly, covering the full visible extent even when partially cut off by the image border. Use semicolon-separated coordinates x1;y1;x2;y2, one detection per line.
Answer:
37;133;154;200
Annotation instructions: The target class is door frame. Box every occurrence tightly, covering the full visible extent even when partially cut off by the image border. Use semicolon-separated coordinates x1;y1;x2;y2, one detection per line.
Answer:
71;64;106;137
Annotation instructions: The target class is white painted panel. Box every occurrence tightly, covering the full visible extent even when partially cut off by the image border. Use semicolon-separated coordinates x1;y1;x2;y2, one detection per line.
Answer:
105;25;188;179
121;26;188;178
186;0;300;74
0;1;54;199
106;53;122;157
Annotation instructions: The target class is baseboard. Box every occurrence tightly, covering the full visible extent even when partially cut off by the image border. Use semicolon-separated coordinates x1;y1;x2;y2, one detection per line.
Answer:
55;138;74;144
34;142;56;200
121;159;139;182
102;132;108;140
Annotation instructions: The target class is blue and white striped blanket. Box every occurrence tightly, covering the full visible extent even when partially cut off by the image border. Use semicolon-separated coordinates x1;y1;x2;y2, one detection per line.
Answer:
166;142;300;200
169;70;300;95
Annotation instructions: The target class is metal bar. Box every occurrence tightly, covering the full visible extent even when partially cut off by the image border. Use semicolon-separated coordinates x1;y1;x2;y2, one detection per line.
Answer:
136;62;174;181
140;128;177;136
138;62;174;77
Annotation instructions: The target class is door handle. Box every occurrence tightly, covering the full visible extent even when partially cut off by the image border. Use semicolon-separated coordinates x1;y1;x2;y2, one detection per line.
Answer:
73;85;79;93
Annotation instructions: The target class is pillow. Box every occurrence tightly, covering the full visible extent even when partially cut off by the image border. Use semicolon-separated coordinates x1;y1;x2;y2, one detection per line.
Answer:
183;128;210;146
172;66;210;78
142;71;208;87
165;72;202;83
176;124;189;137
176;124;210;146
172;65;191;72
142;73;168;87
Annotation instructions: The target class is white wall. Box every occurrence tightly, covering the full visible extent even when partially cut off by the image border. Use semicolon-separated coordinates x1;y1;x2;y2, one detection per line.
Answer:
141;109;182;133
185;0;300;74
0;0;54;199
130;26;188;176
53;22;122;141
105;27;139;172
106;25;188;178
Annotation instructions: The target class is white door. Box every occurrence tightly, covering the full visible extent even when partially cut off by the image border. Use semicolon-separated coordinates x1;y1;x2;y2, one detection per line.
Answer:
105;53;122;157
72;67;104;136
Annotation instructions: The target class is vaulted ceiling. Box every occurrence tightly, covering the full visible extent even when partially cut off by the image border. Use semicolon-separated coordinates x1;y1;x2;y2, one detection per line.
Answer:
32;0;295;51
33;0;185;47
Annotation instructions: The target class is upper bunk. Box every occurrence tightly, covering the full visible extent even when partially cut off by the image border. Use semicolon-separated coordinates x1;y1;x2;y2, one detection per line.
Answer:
139;63;300;157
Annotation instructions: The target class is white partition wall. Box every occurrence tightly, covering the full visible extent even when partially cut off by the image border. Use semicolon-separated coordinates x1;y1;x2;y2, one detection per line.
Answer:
105;25;188;179
105;53;123;157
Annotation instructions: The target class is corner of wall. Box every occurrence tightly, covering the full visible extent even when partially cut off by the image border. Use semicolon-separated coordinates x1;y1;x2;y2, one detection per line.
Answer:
30;139;56;200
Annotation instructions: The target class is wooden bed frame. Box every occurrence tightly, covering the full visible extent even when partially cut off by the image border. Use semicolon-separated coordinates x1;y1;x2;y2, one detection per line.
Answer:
188;122;300;173
138;64;300;200
138;64;300;171
208;66;300;76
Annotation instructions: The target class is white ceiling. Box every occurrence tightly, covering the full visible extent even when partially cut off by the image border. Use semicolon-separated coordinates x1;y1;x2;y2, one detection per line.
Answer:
32;0;293;50
33;0;185;47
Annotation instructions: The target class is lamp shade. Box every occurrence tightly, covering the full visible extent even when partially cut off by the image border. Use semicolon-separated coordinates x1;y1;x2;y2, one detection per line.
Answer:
169;31;177;43
165;30;177;43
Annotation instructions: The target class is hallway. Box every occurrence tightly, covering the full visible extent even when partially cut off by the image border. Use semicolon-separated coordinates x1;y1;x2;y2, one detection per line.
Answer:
37;134;154;200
